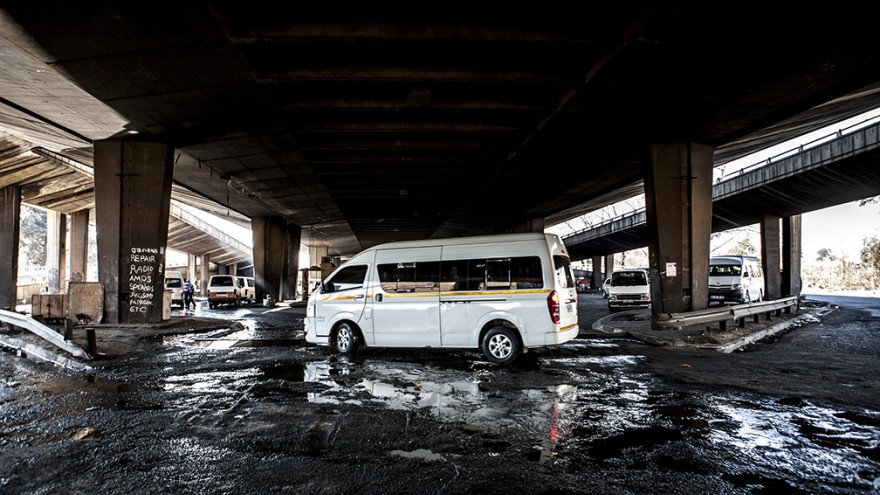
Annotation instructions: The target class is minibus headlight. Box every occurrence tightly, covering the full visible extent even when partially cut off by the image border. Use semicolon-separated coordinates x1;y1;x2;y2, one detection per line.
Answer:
547;290;561;324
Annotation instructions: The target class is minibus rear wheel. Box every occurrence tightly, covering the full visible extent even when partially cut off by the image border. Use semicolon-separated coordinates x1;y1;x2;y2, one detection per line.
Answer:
481;326;520;364
334;322;361;355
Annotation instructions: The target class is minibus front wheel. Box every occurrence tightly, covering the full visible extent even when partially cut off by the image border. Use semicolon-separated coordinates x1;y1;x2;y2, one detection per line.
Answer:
481;326;520;364
333;322;361;355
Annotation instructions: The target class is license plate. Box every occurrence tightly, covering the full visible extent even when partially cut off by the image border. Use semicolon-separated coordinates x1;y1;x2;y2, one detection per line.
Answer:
710;295;724;300
565;303;573;313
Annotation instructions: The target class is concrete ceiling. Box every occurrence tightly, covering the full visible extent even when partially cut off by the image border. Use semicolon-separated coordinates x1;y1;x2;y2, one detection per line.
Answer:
2;4;880;257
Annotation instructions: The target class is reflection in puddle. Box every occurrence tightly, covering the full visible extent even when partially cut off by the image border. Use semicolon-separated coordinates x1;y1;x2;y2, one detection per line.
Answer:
154;350;880;489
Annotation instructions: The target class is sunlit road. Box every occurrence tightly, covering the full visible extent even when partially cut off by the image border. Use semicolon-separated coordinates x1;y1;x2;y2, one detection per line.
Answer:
1;293;878;493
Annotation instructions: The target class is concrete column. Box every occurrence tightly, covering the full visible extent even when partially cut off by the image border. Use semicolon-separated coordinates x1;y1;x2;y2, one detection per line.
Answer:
94;139;174;324
782;215;802;297
511;217;545;233
0;186;21;311
187;254;197;282
282;224;302;301
761;213;782;300
69;209;90;282
591;256;602;288
310;244;336;280
604;254;614;278
252;216;286;302
45;210;67;293
199;254;210;296
644;142;714;324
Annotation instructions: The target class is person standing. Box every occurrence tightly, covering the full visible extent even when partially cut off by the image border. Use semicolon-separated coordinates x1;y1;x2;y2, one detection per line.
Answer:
182;278;195;310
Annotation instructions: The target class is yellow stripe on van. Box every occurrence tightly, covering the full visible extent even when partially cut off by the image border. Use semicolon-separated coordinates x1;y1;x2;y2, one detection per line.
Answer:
559;323;578;332
440;289;551;297
318;294;360;302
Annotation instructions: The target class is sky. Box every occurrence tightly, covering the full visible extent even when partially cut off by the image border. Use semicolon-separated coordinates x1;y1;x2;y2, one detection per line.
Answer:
801;200;880;261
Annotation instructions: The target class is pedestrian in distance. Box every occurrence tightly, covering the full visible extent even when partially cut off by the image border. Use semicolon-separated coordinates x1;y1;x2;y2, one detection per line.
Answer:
183;278;195;310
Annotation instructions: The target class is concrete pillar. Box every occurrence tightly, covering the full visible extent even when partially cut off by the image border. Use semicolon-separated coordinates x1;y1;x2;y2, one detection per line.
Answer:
604;254;614;278
252;216;286;302
187;254;197;282
45;210;67;293
0;186;21;311
644;142;713;325
782;215;802;297
591;256;602;289
761;213;782;300
310;244;335;281
69;209;89;282
511;217;545;233
199;254;210;296
282;224;302;301
94;139;174;324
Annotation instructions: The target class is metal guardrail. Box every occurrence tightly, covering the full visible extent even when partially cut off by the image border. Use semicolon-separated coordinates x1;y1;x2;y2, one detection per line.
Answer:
656;296;800;330
0;308;91;360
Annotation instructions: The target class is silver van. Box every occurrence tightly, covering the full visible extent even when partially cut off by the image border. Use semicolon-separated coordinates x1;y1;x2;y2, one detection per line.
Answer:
708;256;764;304
606;268;650;312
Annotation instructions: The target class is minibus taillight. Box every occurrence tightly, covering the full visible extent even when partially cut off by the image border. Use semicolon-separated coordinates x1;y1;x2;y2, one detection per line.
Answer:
547;290;561;324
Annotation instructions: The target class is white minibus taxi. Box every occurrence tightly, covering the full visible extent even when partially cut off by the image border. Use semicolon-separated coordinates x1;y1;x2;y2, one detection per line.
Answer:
708;255;765;304
305;233;579;364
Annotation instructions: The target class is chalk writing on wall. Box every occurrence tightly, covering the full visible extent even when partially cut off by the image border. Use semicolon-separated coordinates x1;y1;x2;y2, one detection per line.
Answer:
128;247;159;314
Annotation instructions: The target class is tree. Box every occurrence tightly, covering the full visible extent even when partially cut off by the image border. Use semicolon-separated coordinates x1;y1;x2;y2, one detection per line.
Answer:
19;204;46;266
861;237;880;289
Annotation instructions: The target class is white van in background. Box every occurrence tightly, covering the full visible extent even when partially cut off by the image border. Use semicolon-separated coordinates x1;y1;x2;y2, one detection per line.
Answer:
164;270;185;308
237;276;256;304
207;274;241;309
305;232;579;364
606;268;651;312
708;256;765;304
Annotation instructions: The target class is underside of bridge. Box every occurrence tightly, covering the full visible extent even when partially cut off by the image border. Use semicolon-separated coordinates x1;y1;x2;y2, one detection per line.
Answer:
2;4;880;257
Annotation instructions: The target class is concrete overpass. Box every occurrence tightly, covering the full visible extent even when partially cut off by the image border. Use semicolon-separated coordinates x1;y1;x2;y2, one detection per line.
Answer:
3;4;880;325
565;117;880;258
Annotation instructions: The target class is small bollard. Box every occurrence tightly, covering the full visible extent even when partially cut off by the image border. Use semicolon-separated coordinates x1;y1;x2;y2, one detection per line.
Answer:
87;328;97;355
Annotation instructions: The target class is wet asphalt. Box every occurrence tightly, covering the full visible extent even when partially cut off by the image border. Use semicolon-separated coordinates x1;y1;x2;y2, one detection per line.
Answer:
0;293;878;494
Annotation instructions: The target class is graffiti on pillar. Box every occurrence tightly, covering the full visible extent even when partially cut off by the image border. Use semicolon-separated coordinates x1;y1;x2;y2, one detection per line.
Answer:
128;247;159;314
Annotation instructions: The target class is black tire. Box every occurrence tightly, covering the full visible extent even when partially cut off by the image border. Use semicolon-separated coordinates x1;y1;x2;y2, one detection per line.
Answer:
481;326;520;364
334;322;360;355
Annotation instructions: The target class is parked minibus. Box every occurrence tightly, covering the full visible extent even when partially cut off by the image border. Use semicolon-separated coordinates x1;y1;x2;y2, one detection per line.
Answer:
164;270;185;308
305;233;579;364
708;255;765;304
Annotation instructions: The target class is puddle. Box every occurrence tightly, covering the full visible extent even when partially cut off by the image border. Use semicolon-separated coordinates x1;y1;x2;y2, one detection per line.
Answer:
390;449;447;461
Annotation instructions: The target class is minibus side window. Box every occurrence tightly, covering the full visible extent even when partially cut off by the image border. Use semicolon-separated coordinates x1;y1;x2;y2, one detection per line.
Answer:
323;265;368;293
485;258;511;290
511;257;543;289
378;261;440;293
553;255;574;288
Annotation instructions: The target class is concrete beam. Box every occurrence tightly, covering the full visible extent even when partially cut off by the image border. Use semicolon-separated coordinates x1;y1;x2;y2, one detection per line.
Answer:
45;210;66;293
782;215;802;297
591;256;602;288
604;254;614;279
761;213;782;300
69;209;89;282
0;186;21;310
94;139;174;324
283;224;302;301
644;143;713;325
252;216;286;303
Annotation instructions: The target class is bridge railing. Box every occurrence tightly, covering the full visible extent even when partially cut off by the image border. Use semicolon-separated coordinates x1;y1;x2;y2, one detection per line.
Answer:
655;296;800;331
716;113;880;181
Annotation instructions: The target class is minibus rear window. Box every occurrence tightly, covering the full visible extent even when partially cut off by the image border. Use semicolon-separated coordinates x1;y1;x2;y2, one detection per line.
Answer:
440;256;543;291
553;255;574;288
